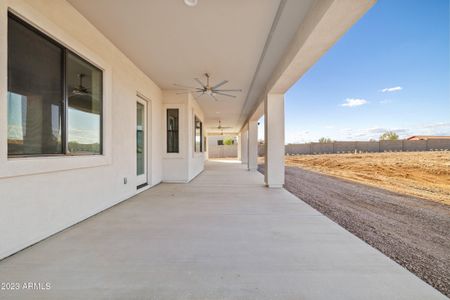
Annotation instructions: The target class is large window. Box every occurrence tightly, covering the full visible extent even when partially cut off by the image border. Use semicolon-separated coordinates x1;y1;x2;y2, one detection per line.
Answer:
194;116;202;153
7;13;102;156
167;109;179;153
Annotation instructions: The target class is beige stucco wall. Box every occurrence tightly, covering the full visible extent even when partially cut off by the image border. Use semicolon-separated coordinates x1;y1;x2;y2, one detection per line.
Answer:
161;91;205;182
0;0;163;259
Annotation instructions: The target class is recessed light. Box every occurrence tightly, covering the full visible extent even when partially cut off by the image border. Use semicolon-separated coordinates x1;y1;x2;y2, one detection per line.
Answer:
184;0;198;7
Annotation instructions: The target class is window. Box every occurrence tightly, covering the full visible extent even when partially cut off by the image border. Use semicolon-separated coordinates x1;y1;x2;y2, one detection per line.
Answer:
7;13;102;156
194;116;202;152
66;53;102;154
167;109;179;153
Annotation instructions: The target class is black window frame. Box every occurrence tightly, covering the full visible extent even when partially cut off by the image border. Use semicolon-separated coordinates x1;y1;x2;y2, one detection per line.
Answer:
7;12;103;157
166;108;179;153
194;115;202;153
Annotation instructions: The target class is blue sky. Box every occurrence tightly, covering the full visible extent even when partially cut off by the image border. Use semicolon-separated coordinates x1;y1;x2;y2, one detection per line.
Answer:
260;0;449;143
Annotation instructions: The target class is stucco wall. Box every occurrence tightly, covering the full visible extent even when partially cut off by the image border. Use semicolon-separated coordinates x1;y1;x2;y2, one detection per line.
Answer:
161;92;189;182
207;136;238;158
0;0;163;259
187;94;205;181
161;92;205;182
208;145;238;158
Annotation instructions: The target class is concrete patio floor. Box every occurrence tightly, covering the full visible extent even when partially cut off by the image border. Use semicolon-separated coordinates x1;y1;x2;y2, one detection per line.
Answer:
0;160;446;300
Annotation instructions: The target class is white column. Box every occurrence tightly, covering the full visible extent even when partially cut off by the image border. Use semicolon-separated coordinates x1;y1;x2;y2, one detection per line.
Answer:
237;134;242;161
248;120;258;171
241;129;248;164
264;93;285;188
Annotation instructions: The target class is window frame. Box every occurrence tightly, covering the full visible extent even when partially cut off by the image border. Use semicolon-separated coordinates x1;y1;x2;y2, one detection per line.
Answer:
194;115;202;153
7;12;103;158
166;108;179;153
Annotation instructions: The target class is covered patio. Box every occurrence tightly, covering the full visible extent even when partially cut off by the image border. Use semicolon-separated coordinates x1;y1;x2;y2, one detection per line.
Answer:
0;160;444;299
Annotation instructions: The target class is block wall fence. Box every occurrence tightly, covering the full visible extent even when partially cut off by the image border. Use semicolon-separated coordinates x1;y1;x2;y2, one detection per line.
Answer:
208;145;238;158
258;139;450;156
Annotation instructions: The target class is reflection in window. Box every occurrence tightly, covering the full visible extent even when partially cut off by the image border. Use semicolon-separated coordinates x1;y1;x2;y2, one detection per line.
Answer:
7;13;103;156
167;109;179;153
67;53;102;154
7;15;63;155
195;116;202;152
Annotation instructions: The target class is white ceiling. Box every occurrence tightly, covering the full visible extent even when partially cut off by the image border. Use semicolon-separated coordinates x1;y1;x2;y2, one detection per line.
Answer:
68;0;314;132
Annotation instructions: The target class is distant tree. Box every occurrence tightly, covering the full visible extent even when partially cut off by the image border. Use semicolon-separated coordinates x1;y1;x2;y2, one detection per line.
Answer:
379;131;399;141
369;138;377;142
223;137;234;145
318;137;332;143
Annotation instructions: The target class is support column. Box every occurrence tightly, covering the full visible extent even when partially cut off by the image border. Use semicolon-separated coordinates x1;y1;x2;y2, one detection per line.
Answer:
248;120;258;171
241;129;248;164
264;93;285;188
237;134;242;161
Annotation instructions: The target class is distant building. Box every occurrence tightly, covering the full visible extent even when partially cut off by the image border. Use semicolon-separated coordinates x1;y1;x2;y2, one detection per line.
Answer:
406;135;450;141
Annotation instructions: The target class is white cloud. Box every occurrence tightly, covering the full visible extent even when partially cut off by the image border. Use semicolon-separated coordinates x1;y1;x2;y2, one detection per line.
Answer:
381;86;402;93
332;123;449;141
340;98;368;107
285;122;450;144
423;122;450;129
286;130;312;144
68;128;100;144
379;99;392;104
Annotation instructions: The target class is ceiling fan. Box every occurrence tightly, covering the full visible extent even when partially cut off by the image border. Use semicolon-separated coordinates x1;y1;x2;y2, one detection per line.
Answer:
208;120;232;135
174;73;242;101
71;73;90;96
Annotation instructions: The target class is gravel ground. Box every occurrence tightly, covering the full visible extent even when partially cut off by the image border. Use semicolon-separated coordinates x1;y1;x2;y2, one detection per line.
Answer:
285;151;450;205
258;164;450;298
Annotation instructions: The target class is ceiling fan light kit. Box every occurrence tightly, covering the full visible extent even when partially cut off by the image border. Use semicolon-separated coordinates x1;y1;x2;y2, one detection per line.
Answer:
174;73;242;101
183;0;198;7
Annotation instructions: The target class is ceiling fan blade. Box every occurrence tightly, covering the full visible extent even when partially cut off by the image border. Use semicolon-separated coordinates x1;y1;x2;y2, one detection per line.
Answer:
194;78;205;88
211;94;219;101
193;92;204;99
213;89;242;92
176;90;203;95
211;80;228;90
214;92;236;98
173;83;199;89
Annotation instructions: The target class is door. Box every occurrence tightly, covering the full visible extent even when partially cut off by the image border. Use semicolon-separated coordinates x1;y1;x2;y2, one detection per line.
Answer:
136;98;147;187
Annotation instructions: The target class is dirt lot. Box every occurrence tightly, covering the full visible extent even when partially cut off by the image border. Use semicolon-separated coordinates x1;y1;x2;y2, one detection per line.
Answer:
258;163;450;297
285;151;450;205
